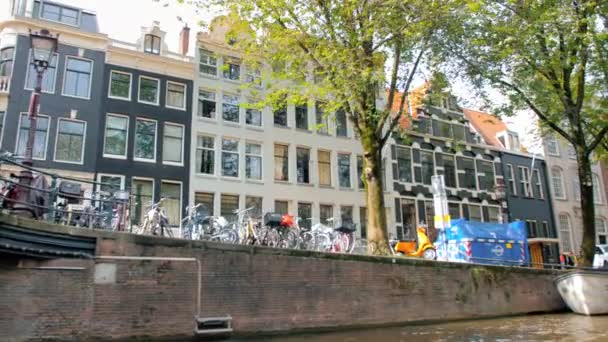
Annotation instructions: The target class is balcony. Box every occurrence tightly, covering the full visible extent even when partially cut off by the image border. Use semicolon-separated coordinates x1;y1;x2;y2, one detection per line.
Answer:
0;75;10;93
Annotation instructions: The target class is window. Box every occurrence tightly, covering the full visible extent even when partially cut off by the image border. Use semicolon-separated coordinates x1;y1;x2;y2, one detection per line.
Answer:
551;167;565;199
420;151;434;185
518;166;532;197
195;192;214;216
567;144;576;159
320;204;333;225
41;2;79;25
597;218;607;245
26;51;57;92
223;60;240;81
222;138;239;177
274;102;288;127
396;147;412;183
103;114;128;158
295;104;308;130
357;155;364;189
558;213;572;252
245;66;261;85
296;147;310;184
340;206;353;225
0;111;5;145
245;142;262;180
196;136;215;175
63;57;92;98
162;123;184;164
532;169;544;199
508;132;520;151
458;157;477;190
131;178;153;225
221;194;239;222
506;164;517;195
222;94;239;123
319;150;331;186
98;174;124;212
359;207;367;239
338;154;351;188
274;144;289;181
468;204;482;222
433;119;451;138
298;202;312;229
477;160;495;191
0;47;14;77
199;49;217;76
160;181;181;226
316;102;328;134
526;220;538;238
16;113;49;159
54;119;85;163
448;203;461;219
593;174;602;203
144;34;161;55
541;221;551;238
546;135;559;156
198;90;216;118
138;76;160;105
573;178;581;201
108;71;131;99
245;196;263;220
336;109;347;137
452;124;465;141
134;118;157;161
166;82;186;109
246;104;262;126
275;200;288;214
436;153;456;188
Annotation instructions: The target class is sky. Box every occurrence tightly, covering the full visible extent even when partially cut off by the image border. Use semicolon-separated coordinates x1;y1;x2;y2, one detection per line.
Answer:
52;0;540;154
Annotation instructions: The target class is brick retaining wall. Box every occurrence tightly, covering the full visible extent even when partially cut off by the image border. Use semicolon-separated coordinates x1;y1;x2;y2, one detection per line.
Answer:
0;215;566;341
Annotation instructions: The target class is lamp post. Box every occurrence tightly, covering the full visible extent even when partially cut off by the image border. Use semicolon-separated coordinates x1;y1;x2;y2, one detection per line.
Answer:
24;29;58;165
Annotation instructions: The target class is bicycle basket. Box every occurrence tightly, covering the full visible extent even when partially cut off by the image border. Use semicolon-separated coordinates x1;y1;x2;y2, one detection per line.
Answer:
280;214;295;227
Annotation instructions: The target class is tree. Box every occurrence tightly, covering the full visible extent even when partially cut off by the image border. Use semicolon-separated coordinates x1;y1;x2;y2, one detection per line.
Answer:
193;0;454;254
438;0;608;265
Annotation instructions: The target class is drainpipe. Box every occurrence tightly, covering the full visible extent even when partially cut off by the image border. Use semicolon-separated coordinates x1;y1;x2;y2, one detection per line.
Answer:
95;256;201;317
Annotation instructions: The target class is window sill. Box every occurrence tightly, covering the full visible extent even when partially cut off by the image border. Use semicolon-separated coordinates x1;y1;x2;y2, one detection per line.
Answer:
197;117;217;124
220;176;242;182
199;73;219;80
274;124;291;130
296;128;312;133
108;95;131;102
316;132;330;136
134;158;156;164
103;154;127;160
319;185;334;189
274;180;291;185
339;187;354;191
335;135;350;140
162;162;184;167
137;100;160;106
246;179;264;185
62;93;91;101
166;105;187;111
245;124;264;131
195;173;217;179
222;78;241;85
222;121;241;128
297;182;314;187
53;159;84;165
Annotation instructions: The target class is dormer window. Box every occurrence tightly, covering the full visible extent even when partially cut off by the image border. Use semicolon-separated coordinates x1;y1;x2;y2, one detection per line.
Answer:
144;34;161;55
496;130;520;151
40;2;79;26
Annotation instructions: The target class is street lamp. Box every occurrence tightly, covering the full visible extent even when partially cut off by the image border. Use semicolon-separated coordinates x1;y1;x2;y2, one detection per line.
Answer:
24;29;58;165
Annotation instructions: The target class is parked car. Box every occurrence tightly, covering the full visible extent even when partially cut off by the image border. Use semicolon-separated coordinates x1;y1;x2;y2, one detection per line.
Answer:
593;245;608;268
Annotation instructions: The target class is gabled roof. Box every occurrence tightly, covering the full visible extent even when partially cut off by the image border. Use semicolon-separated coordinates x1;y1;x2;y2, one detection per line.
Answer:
462;108;507;148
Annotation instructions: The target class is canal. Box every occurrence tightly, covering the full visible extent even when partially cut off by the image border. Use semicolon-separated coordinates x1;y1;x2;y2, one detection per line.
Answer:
230;314;608;341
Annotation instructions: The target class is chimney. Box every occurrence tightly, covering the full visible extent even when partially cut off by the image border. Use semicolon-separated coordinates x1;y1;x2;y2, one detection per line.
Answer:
179;25;190;56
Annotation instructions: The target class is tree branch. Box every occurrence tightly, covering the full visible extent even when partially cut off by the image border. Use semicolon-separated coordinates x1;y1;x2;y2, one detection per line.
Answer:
587;126;608;155
384;38;402;113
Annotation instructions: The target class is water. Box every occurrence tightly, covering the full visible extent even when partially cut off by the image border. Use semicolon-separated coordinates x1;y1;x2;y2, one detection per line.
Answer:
231;314;608;342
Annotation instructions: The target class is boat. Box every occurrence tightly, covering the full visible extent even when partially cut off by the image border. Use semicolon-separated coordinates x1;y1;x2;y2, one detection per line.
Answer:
554;270;608;315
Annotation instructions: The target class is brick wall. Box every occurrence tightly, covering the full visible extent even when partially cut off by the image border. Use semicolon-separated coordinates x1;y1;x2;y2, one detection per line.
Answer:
0;216;566;341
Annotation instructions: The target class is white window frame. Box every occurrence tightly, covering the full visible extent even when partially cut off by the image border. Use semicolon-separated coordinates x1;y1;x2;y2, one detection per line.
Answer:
61;56;94;100
221;137;240;178
165;81;187;110
0;110;7;148
96;174;126;203
133;117;157;163
597;218;607;245
39;1;81;27
196;135;216;176
15;112;50;160
198;89;217;119
131;176;155;222
245;141;263;181
222;93;240;124
532;169;544;199
506;164;517;195
108;70;132;101
162;122;185;166
222;59;241;81
546;135;560;156
337;152;352;189
551;167;566;200
567;144;577;160
160;179;183;225
518;166;532;197
199;49;218;77
137;75;160;106
102;113;129;160
558;213;573;253
24;50;58;94
53;117;87;164
593;173;603;204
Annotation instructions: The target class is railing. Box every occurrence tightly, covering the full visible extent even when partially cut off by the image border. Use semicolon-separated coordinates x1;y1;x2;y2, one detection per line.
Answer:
0;153;132;231
0;75;10;93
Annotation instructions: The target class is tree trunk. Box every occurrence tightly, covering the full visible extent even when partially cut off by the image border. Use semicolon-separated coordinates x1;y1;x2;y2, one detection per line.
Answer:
576;150;596;266
363;144;390;255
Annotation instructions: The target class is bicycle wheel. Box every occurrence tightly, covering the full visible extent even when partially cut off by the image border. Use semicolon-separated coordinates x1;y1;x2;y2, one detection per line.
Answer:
265;228;280;248
314;233;332;252
279;229;299;249
300;231;314;250
213;228;238;244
